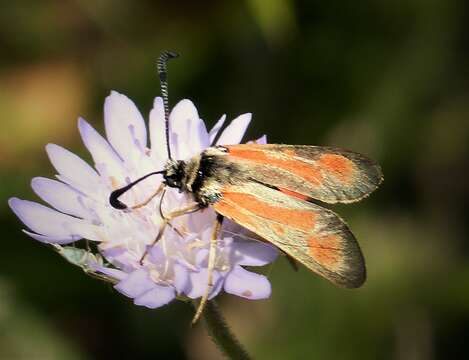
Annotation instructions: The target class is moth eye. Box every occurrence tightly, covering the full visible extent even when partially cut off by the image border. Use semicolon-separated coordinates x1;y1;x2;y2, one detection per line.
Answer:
217;146;228;153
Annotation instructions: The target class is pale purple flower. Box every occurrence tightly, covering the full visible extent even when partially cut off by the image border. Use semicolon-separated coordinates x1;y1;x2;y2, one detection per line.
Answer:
9;91;277;308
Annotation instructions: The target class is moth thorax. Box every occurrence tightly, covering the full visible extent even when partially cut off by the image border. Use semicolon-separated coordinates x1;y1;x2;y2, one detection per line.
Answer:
181;156;203;193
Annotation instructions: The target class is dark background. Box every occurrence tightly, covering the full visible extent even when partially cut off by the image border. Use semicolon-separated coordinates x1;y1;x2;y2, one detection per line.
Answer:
1;1;469;359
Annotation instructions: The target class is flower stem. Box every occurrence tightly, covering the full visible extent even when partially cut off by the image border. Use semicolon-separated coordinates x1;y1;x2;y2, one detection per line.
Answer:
200;300;252;360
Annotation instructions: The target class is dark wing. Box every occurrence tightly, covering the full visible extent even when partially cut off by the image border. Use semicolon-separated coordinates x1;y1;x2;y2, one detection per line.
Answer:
223;144;383;204
212;181;366;288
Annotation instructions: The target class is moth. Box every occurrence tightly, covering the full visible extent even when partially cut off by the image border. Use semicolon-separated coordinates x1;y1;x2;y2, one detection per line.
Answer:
110;52;383;323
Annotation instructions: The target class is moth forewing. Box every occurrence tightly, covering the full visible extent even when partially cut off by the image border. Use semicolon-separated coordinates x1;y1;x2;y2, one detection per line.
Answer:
220;144;383;205
209;181;366;288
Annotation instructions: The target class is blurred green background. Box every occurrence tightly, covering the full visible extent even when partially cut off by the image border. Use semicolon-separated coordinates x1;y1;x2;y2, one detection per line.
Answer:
1;0;469;359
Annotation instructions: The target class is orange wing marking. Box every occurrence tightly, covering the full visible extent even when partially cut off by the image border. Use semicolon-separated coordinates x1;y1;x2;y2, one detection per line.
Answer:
317;154;354;183
220;192;316;232
227;147;323;185
271;223;285;236
214;199;261;232
277;187;310;201
307;234;341;268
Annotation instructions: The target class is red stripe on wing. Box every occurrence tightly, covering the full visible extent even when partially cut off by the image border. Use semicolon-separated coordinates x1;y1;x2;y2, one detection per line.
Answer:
316;153;354;183
219;191;316;232
277;187;311;201
226;146;324;185
307;234;341;269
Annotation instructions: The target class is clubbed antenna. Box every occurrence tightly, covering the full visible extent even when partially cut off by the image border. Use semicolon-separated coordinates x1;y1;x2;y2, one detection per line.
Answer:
157;51;179;160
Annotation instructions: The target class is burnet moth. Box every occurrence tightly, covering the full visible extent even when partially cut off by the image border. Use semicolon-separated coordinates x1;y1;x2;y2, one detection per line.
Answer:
110;51;384;323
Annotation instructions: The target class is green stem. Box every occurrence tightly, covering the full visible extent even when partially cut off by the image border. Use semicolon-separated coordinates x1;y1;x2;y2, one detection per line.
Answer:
200;300;252;360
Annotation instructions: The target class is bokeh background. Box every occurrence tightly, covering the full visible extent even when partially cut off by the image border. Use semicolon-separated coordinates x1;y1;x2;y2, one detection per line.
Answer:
1;1;469;359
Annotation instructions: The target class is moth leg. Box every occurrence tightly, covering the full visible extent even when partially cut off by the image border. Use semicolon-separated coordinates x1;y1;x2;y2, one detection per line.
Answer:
157;189;200;238
131;183;165;210
159;186;198;236
161;202;202;221
192;214;224;324
139;203;202;265
133;185;183;239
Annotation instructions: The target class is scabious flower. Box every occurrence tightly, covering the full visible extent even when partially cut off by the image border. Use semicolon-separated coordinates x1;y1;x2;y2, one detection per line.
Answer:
9;91;277;309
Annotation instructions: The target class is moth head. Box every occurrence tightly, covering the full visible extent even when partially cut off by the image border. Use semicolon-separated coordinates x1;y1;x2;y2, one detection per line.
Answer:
163;159;186;189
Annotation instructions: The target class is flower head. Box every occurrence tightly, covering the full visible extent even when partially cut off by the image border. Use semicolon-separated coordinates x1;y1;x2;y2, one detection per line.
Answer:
9;91;277;308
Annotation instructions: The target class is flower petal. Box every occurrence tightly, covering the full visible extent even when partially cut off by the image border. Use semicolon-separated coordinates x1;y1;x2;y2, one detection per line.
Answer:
9;198;99;242
22;230;77;244
169;99;209;159
78;118;125;180
208;114;226;145
209;275;224;300
134;285;175;308
31;177;91;219
46;143;101;193
232;240;278;266
173;263;190;294
186;269;222;299
114;268;155;298
100;246;137;272
224;265;271;299
254;134;267;145
195;248;209;267
92;265;127;282
104;91;147;161
216;113;251;145
149;97;168;161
